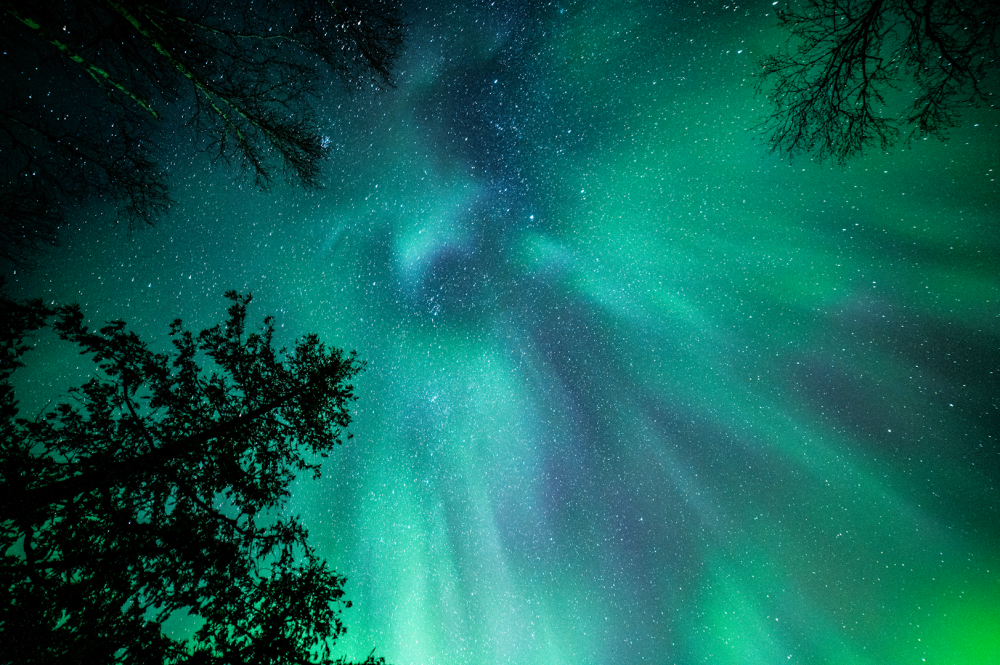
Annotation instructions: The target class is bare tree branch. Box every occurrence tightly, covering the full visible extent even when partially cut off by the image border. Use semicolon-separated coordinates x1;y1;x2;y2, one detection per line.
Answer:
756;0;999;162
0;0;405;267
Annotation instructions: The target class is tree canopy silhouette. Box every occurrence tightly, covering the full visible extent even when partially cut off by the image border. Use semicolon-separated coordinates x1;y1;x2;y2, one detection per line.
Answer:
756;0;999;162
0;290;383;665
0;0;404;266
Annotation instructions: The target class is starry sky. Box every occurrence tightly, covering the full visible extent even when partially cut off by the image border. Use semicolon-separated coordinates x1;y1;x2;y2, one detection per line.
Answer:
6;1;1000;663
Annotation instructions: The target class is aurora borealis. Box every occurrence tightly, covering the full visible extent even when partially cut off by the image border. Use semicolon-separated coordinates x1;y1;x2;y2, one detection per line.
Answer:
5;0;999;663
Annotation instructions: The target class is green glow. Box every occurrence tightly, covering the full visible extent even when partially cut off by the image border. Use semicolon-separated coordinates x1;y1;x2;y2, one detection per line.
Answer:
7;0;998;663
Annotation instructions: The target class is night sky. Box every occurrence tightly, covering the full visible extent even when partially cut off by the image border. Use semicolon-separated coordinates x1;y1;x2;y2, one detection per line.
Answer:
6;1;1000;663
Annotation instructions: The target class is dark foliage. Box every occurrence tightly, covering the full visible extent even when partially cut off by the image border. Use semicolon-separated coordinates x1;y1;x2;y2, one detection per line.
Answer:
756;0;1000;162
0;0;405;266
0;291;384;665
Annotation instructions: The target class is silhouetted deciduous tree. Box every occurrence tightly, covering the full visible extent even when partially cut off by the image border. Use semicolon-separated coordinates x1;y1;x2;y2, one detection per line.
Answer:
0;290;384;665
0;0;404;266
756;0;999;162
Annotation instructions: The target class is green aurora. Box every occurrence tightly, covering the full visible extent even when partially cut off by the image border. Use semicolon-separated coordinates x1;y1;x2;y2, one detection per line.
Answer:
7;1;999;663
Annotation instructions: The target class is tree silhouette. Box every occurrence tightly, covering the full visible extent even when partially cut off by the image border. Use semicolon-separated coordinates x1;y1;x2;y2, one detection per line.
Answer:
756;0;999;162
0;0;404;266
0;290;384;665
